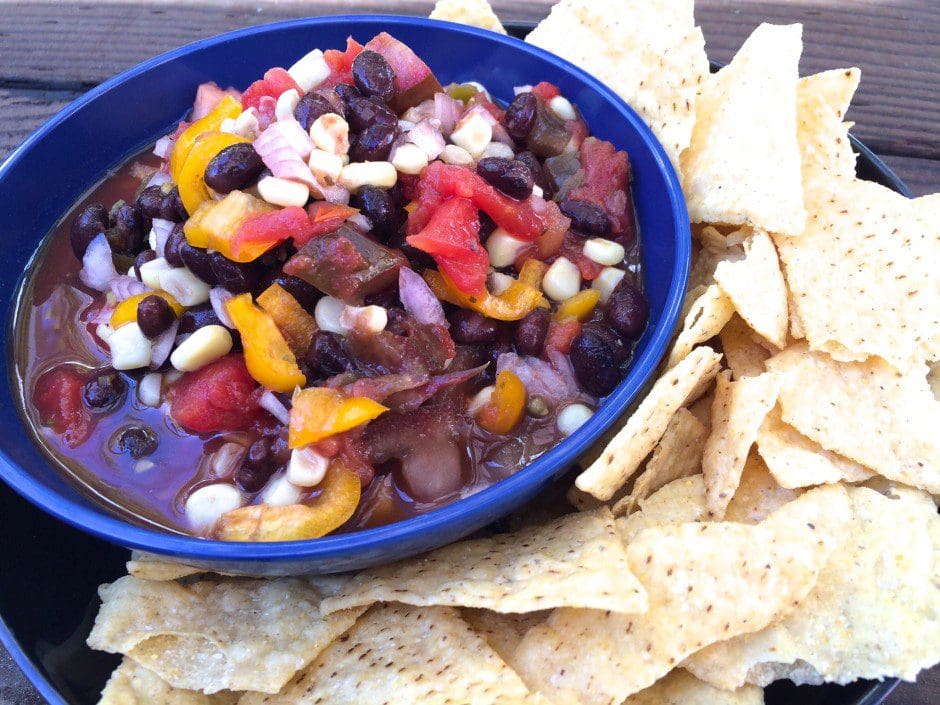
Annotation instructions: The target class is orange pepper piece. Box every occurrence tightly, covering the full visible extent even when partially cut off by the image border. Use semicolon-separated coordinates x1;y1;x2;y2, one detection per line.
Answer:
225;293;306;393
183;190;273;251
110;291;184;329
169;95;242;182
476;369;526;435
177;131;250;215
424;270;543;322
518;259;548;289
215;461;361;541
289;387;387;448
554;289;600;321
257;283;319;356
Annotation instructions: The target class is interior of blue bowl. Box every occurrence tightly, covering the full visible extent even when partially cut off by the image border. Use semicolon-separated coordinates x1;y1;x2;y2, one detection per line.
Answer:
0;15;689;574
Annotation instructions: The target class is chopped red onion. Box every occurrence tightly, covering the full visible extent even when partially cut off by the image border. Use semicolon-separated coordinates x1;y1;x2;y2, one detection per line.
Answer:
401;98;436;124
257;95;277;130
209;287;235;328
149;320;179;370
79;233;119;292
191;81;242;120
346;213;372;232
152;135;174;160
208;441;248;479
407;119;446;160
496;352;577;406
399;267;447;328
254;121;348;202
255;118;313;160
151;218;175;258
546;348;580;393
387;364;486;412
433;93;463;136
109;275;149;301
259;390;291;425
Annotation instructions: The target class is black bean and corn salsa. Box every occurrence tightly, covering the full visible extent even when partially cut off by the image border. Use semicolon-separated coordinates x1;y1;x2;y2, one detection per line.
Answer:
19;33;647;541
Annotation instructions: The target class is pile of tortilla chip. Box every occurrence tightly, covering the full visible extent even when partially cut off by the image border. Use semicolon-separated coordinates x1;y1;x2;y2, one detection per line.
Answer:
86;1;939;703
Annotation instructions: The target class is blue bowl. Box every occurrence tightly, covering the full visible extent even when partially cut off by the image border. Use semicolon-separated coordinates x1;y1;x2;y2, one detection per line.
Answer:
0;15;689;574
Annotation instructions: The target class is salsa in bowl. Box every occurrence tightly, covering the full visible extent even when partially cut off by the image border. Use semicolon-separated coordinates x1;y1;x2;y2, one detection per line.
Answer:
2;16;689;573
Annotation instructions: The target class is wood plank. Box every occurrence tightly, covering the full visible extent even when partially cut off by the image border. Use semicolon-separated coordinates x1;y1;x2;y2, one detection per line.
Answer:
0;88;83;158
1;1;937;160
878;154;940;196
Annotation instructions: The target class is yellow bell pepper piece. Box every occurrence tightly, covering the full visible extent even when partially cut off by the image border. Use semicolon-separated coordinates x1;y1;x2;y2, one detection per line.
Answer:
225;293;306;393
257;283;319;357
554;288;600;321
476;369;526;435
177;131;250;216
289;387;387;449
169;95;242;181
109;291;184;329
216;462;361;541
424;270;543;322
518;259;548;289
184;190;274;251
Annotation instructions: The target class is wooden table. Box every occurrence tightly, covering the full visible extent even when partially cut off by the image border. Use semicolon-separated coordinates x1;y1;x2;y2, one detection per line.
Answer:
0;1;936;703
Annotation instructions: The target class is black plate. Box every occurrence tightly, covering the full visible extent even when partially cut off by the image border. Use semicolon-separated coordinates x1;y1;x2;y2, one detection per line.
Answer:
0;21;907;705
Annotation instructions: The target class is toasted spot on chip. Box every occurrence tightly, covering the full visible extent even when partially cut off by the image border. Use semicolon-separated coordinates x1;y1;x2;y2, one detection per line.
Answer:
429;0;506;34
685;485;940;689
667;284;735;368
321;508;647;616
796;68;860;184
930;361;940;399
87;576;361;694
613;408;708;516
623;668;763;705
461;608;550;665
774;179;939;369
720;315;772;379
513;485;851;705
767;344;940;493
98;659;239;705
702;370;781;518
238;603;550;705
714;230;789;348
577;347;723;500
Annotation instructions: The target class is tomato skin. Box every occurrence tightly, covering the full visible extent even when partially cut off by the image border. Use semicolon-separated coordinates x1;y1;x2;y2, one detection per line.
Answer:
559;230;605;280
300;202;359;245
241;68;301;111
544;317;581;354
321;37;364;88
230;207;309;259
169;355;263;434
32;366;93;448
569;137;635;241
406;197;488;294
531;81;561;102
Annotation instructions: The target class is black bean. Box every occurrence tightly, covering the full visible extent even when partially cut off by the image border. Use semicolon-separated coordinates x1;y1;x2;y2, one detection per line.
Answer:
349;122;398;162
70;203;109;258
135;185;167;219
482;340;513;383
137;295;177;338
514;150;552;197
514;308;550;356
345;95;397;132
160;187;188;222
478;211;498;240
352;50;398;103
209;251;258;293
113;425;158;459
164;224;186;267
559;198;611;236
569;326;623;396
107;201;148;255
179;243;218;285
204;143;264;193
295;91;343;130
333;83;361;105
476;157;534;200
82;372;127;412
503;92;538;142
133;249;156;279
351;186;400;238
449;310;500;345
606;282;649;339
178;303;222;335
258;272;321;311
304;331;353;378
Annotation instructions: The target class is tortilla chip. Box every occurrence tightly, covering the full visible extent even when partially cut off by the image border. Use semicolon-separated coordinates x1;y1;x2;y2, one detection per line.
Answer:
723;453;802;524
429;0;506;34
87;576;361;694
616;474;708;542
99;659;239;705
930;361;940;399
714;230;788;348
512;485;851;705
623;668;764;705
774;178;940;369
126;552;212;581
685;485;940;689
667;284;735;368
321;508;647;615
702;370;781;517
689;231;746;291
577;346;723;500
461;608;549;664
797;68;860;183
756;406;873;488
612;408;708;516
687;388;715;428
238;604;549;705
766;344;940;493
526;0;706;172
720;315;772;379
681;23;805;235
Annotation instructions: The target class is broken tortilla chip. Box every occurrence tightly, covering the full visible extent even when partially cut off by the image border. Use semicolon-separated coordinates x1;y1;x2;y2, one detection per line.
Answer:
126;552;215;582
321;508;647;616
685;485;940;689
723;453;803;524
576;346;723;500
461;608;549;665
797;68;861;183
667;284;735;368
623;668;764;705
681;23;805;235
98;659;239;705
87;576;361;694
702;370;781;517
429;0;506;34
512;485;851;705
720;315;772;379
616;474;708;542
767;344;940;493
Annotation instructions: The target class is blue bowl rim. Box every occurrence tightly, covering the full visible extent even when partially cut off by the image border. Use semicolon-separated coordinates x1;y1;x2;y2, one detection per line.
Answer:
0;13;690;563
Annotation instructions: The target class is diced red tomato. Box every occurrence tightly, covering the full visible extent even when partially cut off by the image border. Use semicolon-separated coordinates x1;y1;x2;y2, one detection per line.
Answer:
531;81;561;102
321;37;364;89
228;207;307;260
545;317;581;354
169;355;263;434
406;197;488;294
514;199;571;266
192;82;242;120
566;117;589;152
32;366;92;448
364;32;442;111
301;202;359;245
257;96;277;131
569;137;635;240
336;431;375;488
560;230;605;280
241;68;301;111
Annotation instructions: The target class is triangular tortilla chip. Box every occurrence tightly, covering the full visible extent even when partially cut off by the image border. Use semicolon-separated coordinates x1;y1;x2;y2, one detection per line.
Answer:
797;68;860;183
720;315;772;379
99;659;240;705
616;474;709;543
722;453;803;524
461;608;549;665
624;668;763;705
667;284;735;368
429;0;506;34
